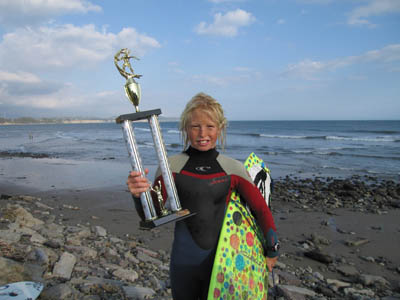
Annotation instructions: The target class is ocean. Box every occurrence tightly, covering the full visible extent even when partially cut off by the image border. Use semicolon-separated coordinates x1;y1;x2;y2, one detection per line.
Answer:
1;120;399;185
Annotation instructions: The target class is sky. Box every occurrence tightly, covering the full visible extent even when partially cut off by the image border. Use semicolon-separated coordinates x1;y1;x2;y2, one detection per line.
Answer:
0;0;399;120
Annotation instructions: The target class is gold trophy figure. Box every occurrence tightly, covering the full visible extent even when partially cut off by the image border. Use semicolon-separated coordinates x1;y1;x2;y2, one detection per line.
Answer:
114;48;192;228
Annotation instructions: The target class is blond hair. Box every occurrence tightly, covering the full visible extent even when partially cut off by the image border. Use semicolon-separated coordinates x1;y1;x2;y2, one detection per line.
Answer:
180;92;227;150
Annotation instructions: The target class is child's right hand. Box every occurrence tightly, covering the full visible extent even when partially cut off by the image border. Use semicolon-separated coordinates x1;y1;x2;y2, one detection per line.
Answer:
127;169;150;198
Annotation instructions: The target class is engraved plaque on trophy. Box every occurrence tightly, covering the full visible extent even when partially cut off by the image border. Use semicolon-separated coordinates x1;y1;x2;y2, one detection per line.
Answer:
114;48;193;228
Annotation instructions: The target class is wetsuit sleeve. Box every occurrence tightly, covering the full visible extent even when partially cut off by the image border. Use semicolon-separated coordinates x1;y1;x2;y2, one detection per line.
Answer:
132;196;146;221
230;174;279;258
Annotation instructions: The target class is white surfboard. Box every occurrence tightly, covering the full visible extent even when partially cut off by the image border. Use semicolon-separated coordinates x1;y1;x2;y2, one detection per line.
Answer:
0;282;43;300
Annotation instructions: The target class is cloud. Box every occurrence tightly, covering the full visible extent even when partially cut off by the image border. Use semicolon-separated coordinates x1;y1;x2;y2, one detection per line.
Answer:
0;70;70;108
348;0;400;27
283;44;400;80
195;9;255;37
0;70;63;99
0;24;161;71
0;70;41;83
0;0;101;28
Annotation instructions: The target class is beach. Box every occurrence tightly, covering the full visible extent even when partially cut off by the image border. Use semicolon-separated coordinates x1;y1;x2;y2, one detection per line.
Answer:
1;155;399;299
1;120;399;298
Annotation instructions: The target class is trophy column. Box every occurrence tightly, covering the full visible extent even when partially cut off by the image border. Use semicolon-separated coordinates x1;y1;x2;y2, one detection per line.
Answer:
114;49;193;228
121;119;157;221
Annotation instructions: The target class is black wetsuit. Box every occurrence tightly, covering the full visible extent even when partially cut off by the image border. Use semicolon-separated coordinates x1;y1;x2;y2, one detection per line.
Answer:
147;147;277;300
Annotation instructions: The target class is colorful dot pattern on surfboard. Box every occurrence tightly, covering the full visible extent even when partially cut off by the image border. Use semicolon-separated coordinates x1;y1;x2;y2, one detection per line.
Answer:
245;152;270;175
207;153;270;300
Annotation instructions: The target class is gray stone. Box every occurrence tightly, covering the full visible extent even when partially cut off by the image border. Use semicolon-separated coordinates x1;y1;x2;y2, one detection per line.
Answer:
326;278;351;288
359;274;390;286
112;268;139;283
278;285;317;296
345;238;370;247
0;229;21;242
275;270;302;286
125;250;140;264
65;245;98;260
136;251;162;266
109;237;124;243
123;285;156;300
70;276;124;287
149;274;163;291
27;247;49;265
53;252;76;280
0;257;44;285
310;233;331;245
40;283;74;300
304;249;333;264
313;271;324;281
337;265;359;277
39;223;64;240
276;284;317;300
343;287;375;297
94;225;107;237
8;204;44;227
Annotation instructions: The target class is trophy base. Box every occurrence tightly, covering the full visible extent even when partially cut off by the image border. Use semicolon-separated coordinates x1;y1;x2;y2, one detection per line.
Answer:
140;209;195;229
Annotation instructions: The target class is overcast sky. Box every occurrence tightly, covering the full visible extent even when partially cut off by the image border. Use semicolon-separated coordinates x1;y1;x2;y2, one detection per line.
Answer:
0;0;399;120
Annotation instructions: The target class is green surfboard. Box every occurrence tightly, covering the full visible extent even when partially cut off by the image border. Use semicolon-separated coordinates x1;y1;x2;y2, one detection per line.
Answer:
207;153;271;300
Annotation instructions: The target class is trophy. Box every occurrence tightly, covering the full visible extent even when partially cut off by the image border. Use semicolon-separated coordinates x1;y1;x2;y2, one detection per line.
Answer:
114;48;193;228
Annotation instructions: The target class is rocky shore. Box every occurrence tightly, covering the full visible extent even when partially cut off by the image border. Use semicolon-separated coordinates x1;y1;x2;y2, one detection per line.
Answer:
1;176;399;299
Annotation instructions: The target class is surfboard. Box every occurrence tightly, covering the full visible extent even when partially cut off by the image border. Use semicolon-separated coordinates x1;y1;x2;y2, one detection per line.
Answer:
0;282;43;300
207;152;271;300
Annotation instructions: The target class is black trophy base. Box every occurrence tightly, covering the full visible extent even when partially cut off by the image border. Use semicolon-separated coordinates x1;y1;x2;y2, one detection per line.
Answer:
116;109;162;123
140;209;195;229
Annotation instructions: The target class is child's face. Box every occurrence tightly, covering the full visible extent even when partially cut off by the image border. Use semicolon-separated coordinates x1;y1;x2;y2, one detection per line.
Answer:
187;108;220;151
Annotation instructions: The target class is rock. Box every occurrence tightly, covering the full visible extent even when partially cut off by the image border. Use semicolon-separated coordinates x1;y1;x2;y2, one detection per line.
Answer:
40;283;74;300
112;268;139;283
27;247;49;265
359;274;390;287
326;278;352;288
360;255;375;263
337;265;359;277
276;285;316;299
310;233;331;245
312;271;324;281
345;238;370;247
123;285;156;300
343;287;375;297
53;252;76;280
136;250;163;266
125;250;140;264
274;270;302;286
0;257;44;285
315;285;336;298
44;240;61;249
71;276;125;287
94;225;107;237
64;245;98;260
149;274;163;291
0;229;21;243
304;249;333;264
7;204;44;227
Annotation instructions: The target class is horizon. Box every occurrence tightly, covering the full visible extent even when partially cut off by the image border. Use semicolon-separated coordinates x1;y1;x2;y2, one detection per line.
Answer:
0;1;399;120
1;116;399;123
